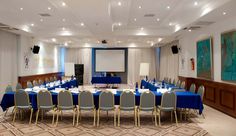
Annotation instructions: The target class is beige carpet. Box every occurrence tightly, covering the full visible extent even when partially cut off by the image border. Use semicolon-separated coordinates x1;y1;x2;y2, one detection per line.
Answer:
0;110;209;136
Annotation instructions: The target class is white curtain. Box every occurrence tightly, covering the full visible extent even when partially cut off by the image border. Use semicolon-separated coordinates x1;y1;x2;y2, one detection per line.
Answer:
0;30;18;99
65;48;92;84
160;41;179;81
128;48;157;84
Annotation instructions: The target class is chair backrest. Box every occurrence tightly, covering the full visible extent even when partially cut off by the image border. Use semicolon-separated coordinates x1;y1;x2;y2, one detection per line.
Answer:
27;81;33;88
45;78;50;83
33;80;39;86
120;90;135;108
140;91;155;108
189;83;196;93
176;80;180;87
38;79;44;86
37;90;53;107
79;91;94;107
180;81;185;89
58;91;73;107
54;76;57;81
99;91;114;108
197;85;205;101
172;79;175;85
50;77;54;82
14;90;30;107
168;78;172;84
16;83;22;92
161;91;176;109
5;85;14;92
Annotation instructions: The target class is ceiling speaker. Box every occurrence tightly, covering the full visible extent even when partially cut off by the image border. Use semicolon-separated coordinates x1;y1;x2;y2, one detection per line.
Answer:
171;45;178;54
32;45;40;54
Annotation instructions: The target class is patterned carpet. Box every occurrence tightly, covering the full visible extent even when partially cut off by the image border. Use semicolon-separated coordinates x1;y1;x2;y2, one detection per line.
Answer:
0;110;209;136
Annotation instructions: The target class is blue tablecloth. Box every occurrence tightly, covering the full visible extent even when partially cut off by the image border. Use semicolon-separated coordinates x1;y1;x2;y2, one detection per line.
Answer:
91;77;121;84
0;89;203;114
140;80;177;91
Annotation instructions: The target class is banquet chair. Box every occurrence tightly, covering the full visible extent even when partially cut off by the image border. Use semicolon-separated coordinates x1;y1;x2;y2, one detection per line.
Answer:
118;90;137;127
4;85;14;116
33;80;39;86
38;79;44;86
50;77;54;82
56;90;76;126
197;85;205;118
35;90;56;125
45;78;50;84
168;78;172;84
76;91;96;126
13;90;33;124
176;80;181;87
189;83;196;93
54;76;57;81
16;83;22;92
180;81;185;89
157;91;178;126
97;91;116;127
138;91;157;126
172;79;176;85
27;81;33;88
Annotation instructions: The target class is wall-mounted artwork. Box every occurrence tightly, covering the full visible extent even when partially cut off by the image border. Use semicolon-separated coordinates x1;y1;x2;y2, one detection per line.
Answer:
221;31;236;81
197;38;213;79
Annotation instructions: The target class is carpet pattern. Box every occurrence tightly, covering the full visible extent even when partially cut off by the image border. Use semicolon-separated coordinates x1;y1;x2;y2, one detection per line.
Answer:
0;110;209;136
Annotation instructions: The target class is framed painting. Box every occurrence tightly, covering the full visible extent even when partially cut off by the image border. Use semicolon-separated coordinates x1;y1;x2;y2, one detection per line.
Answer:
221;30;236;81
197;37;213;79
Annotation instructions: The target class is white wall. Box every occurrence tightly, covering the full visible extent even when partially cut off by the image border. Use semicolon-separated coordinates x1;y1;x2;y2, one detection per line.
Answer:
178;16;236;82
18;35;61;76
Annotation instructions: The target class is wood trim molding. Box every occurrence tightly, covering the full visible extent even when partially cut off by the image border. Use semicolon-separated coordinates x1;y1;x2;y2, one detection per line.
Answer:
18;72;63;88
179;76;236;118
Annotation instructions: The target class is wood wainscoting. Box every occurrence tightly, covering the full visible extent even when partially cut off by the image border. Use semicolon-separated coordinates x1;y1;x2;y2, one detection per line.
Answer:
18;72;63;88
179;76;236;118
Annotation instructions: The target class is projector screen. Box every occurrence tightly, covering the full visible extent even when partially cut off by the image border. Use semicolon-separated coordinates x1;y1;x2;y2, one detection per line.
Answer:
64;62;75;76
95;50;125;72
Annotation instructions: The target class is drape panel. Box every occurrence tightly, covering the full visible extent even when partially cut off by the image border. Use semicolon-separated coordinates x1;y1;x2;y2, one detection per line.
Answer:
0;30;18;99
159;42;179;81
65;48;92;84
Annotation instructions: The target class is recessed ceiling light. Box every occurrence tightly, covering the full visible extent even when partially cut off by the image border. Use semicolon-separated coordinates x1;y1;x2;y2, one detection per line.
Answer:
118;1;122;6
31;23;34;26
167;6;170;9
62;2;66;6
188;29;192;32
194;1;198;6
158;38;163;42
48;7;51;10
223;12;226;15
169;22;173;26
40;19;43;22
156;18;160;21
52;38;56;42
118;22;122;26
141;27;144;30
20;8;23;11
64;42;68;46
134;18;137;21
138;6;142;9
80;22;84;26
62;27;65;30
62;18;66;22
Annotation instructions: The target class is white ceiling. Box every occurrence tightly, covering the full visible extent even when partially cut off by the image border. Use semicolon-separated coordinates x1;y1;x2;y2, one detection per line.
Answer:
0;0;234;48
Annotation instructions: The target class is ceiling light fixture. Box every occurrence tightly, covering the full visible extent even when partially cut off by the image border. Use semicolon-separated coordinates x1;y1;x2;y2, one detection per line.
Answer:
118;22;122;26
48;7;51;10
31;23;34;26
62;2;66;6
118;1;122;6
158;38;163;42
141;27;144;30
52;38;56;42
188;29;192;32
167;6;170;9
169;22;173;26
20;8;23;11
40;19;43;22
62;18;66;22
62;27;65;30
80;22;84;26
194;1;198;6
223;12;226;15
64;42;68;46
156;18;160;21
138;6;142;9
134;18;137;21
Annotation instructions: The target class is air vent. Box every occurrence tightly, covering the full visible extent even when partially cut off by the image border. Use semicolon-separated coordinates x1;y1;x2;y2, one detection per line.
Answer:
144;14;155;17
39;13;51;17
189;26;201;30
194;21;215;26
0;22;19;31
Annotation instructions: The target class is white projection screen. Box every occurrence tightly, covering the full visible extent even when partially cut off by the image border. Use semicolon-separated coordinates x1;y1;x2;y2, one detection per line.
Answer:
95;50;125;72
64;62;75;76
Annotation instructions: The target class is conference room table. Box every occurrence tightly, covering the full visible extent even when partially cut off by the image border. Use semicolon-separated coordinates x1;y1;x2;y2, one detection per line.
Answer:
1;80;203;114
91;76;122;84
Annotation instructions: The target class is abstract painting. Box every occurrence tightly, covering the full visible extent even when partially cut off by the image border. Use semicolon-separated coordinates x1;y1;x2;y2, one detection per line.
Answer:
197;38;213;79
221;31;236;81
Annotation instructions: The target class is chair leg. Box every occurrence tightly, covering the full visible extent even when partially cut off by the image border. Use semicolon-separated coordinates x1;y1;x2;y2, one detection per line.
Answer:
12;108;17;124
97;109;100;127
35;109;40;124
56;110;60;126
73;109;76;126
174;110;178;126
171;111;173;122
4;108;9;117
154;109;157;126
134;108;137;126
60;110;63;120
76;108;80;126
118;108;120;127
114;109;116;127
29;108;33;125
202;112;205;119
137;109;140;127
52;109;55;125
93;109;96;126
158;110;161;126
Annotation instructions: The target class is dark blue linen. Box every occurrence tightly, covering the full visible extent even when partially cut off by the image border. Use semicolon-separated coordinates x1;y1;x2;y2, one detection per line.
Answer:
91;77;121;84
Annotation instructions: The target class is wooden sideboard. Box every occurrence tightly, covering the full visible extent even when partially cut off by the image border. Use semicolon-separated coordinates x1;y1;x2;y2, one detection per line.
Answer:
18;72;63;88
179;76;236;118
